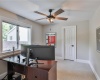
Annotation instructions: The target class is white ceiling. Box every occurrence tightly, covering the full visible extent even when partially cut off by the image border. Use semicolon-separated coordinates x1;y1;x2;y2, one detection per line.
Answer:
0;0;100;25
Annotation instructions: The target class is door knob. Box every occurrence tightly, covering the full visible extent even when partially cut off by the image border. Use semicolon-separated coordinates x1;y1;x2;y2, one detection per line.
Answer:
71;45;74;47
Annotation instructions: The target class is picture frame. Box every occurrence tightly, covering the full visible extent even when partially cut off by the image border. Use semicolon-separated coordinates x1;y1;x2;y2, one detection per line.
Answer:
96;27;100;52
46;32;56;46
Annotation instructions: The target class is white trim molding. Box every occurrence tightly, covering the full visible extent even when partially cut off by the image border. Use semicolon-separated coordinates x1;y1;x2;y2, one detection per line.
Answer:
55;56;64;60
76;59;89;64
76;59;100;80
89;62;100;80
0;72;7;79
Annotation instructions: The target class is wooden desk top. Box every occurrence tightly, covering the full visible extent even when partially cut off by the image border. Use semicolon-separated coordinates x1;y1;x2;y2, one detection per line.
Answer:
2;54;57;71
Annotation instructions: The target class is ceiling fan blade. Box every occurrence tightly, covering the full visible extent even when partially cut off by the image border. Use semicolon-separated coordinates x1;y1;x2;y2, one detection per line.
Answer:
55;17;68;20
34;11;47;16
35;18;47;21
53;9;64;16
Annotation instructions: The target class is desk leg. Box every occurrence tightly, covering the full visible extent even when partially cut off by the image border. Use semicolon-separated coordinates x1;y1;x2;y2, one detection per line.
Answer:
7;62;14;80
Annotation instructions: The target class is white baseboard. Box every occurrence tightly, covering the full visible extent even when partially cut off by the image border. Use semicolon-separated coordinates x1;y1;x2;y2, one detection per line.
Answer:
0;72;7;79
89;62;100;80
76;59;89;64
75;59;100;80
55;56;63;60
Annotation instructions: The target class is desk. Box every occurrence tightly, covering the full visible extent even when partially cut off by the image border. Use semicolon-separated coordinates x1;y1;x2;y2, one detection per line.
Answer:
2;55;57;80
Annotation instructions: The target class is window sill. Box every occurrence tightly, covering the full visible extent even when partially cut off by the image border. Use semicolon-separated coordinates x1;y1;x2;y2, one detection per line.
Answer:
2;49;21;53
0;50;21;59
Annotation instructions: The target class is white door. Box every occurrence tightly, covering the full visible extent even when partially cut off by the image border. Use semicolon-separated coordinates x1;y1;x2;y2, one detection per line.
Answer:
64;26;76;61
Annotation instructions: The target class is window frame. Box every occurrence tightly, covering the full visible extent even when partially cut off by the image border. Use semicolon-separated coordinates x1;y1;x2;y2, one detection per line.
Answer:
1;21;31;52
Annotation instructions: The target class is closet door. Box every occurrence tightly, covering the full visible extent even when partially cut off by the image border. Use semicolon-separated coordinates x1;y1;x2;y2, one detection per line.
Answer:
64;26;76;61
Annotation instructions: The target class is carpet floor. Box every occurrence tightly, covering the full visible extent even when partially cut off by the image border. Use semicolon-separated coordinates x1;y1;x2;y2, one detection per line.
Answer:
57;60;96;80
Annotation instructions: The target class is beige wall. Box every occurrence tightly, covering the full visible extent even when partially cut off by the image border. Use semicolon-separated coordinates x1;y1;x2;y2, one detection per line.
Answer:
0;8;43;75
43;20;89;60
0;60;7;75
89;5;100;78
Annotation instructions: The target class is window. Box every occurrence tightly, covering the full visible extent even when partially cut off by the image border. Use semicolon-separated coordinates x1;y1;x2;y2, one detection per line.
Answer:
2;22;17;51
2;22;31;52
18;26;31;49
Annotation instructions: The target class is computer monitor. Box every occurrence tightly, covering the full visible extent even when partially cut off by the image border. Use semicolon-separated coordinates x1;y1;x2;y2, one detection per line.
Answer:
21;44;55;60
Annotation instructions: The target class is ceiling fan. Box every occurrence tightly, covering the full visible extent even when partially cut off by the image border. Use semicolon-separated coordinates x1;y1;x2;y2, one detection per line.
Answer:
34;9;68;23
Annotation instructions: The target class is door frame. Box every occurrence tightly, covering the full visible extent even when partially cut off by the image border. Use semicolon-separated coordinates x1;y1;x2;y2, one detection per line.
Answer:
62;26;77;61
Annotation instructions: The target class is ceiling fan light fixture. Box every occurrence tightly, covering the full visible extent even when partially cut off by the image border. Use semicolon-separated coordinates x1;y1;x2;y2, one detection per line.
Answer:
47;18;54;23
